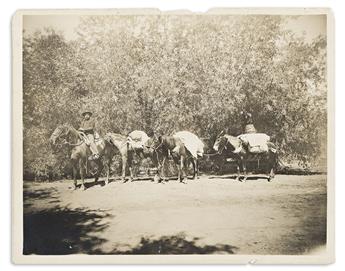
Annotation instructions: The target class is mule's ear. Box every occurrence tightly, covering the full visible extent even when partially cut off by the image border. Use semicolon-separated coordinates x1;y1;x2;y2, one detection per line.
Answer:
106;133;115;144
217;130;224;138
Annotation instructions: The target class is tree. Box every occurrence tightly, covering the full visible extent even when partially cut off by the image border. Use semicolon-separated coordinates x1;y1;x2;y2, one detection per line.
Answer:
23;15;327;179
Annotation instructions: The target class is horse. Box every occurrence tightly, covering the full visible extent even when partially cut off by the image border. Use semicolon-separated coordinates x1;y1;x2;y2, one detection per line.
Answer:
155;132;203;183
104;132;160;182
213;132;278;182
49;124;115;190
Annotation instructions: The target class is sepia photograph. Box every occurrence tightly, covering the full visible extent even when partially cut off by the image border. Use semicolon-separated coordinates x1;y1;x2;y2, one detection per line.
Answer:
12;8;334;264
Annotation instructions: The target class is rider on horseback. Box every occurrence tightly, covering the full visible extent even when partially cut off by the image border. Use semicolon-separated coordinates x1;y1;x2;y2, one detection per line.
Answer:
79;110;99;160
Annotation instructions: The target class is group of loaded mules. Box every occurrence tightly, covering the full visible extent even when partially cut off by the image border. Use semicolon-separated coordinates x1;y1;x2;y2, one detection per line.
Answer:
49;120;278;190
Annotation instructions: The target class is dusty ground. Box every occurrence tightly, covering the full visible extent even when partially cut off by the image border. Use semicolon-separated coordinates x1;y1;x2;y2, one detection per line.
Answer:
23;174;327;255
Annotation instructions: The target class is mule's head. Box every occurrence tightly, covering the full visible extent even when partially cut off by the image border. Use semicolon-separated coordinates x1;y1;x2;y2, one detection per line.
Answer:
213;135;227;153
143;137;156;156
213;130;226;152
213;132;242;154
223;135;243;154
147;133;161;149
137;134;163;167
103;133;113;145
49;124;70;149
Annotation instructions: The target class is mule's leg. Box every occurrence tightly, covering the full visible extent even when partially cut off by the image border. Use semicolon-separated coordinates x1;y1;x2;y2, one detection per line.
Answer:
153;154;161;182
79;160;86;190
179;156;186;182
154;173;160;182
129;166;134;182
151;150;162;182
160;156;167;182
172;155;181;182
242;158;247;182
72;160;78;190
105;159;111;185
127;152;134;182
189;157;196;180
121;153;127;182
268;167;275;182
183;156;188;182
268;153;277;182
235;160;241;182
94;160;103;184
177;158;181;182
196;158;200;179
151;151;160;182
192;158;199;180
103;148;112;185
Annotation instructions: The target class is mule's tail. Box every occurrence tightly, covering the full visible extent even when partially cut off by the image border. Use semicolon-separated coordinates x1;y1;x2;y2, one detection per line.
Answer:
267;142;281;172
277;155;288;171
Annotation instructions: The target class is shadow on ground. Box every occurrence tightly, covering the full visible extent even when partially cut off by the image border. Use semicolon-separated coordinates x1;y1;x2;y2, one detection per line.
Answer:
208;174;270;181
276;193;327;255
23;186;60;209
94;233;238;254
23;207;113;255
75;180;106;190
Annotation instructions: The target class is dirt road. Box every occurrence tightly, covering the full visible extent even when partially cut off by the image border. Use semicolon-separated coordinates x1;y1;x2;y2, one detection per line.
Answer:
23;174;327;255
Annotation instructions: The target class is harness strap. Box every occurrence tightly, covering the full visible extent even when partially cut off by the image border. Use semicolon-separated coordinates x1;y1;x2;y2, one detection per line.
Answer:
62;139;84;147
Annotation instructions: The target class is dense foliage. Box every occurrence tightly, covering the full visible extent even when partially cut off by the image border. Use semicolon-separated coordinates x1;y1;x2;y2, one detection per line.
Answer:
23;15;327;179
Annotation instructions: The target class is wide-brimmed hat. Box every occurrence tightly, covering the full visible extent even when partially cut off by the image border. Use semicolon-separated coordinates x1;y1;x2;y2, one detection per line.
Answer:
81;110;92;117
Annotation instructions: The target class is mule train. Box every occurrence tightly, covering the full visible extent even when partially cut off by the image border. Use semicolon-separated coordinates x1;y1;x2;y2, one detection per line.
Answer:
49;124;278;190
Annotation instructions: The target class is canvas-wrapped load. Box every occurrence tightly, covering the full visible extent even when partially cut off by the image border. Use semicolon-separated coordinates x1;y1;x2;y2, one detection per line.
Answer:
127;130;150;149
173;131;204;158
238;133;270;154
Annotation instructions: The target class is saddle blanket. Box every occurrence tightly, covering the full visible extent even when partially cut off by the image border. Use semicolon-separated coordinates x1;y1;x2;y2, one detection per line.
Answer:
238;133;270;154
173;131;204;158
127;130;149;149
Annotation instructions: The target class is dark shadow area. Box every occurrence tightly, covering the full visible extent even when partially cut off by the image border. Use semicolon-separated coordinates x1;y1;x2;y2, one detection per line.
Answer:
208;174;270;181
95;233;238;255
200;154;326;176
23;187;59;201
277;167;326;175
109;174;195;183
23;207;113;255
78;176;128;186
23;186;60;209
75;179;106;190
277;193;327;255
